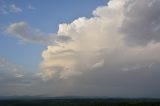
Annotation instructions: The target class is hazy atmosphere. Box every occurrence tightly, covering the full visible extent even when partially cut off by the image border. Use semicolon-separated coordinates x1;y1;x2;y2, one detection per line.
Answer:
0;0;160;98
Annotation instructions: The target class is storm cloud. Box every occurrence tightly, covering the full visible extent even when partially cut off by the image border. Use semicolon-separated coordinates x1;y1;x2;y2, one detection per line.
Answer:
38;0;160;97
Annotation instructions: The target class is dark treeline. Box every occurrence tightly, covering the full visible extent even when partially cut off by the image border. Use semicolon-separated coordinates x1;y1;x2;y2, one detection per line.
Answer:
0;99;160;106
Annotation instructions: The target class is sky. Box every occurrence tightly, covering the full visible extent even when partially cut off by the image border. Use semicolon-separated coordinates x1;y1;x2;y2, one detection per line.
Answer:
0;0;160;98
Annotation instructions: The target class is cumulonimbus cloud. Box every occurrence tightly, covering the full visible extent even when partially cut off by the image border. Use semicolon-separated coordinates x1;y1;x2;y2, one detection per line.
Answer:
40;0;160;79
37;0;160;97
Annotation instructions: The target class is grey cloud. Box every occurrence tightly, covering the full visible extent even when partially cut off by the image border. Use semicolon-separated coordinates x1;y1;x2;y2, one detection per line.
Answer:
55;35;72;43
0;58;39;86
121;0;160;46
69;66;160;97
23;60;160;97
5;22;72;44
45;47;160;97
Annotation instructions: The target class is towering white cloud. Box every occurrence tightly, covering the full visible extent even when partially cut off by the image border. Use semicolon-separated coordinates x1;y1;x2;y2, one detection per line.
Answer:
40;0;125;79
38;0;160;97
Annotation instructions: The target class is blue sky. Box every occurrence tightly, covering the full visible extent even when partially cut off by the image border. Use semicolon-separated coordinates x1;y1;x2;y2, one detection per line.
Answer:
0;0;107;71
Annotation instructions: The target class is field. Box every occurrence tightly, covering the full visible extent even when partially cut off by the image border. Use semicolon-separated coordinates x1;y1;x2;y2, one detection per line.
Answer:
0;98;160;106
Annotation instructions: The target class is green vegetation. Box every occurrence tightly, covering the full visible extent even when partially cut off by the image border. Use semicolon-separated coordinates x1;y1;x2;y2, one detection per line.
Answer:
0;99;160;106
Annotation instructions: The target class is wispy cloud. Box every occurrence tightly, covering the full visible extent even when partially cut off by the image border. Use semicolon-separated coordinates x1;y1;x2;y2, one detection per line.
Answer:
0;57;42;96
0;57;31;85
0;4;22;14
5;21;72;44
27;5;36;10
